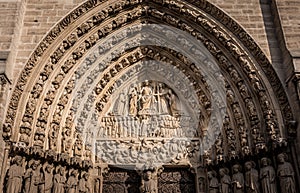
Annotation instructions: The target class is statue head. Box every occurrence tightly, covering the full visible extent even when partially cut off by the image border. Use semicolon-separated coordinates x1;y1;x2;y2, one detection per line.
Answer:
232;164;241;173
14;156;22;165
219;168;229;177
145;171;152;180
31;160;39;170
277;153;287;163
46;164;53;173
245;161;255;170
261;157;271;166
58;167;65;175
207;170;216;179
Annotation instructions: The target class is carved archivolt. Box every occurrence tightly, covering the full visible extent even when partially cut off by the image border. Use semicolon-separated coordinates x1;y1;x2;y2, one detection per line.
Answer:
3;0;292;169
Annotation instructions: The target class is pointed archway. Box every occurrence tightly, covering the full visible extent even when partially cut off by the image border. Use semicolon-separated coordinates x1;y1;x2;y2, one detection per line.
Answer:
1;0;297;193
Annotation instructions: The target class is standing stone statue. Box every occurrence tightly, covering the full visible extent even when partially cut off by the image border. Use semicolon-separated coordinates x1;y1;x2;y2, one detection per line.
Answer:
277;153;296;193
140;170;157;193
260;157;277;193
23;160;41;193
53;166;66;193
78;172;91;193
157;83;170;115
245;161;260;193
6;156;23;193
129;84;138;116
168;89;179;117
207;171;219;193
66;170;78;193
232;164;244;193
219;168;231;193
43;164;54;193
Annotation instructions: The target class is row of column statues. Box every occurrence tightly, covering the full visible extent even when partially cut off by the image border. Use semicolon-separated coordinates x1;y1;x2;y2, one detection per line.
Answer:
5;156;92;193
5;153;297;193
208;154;296;193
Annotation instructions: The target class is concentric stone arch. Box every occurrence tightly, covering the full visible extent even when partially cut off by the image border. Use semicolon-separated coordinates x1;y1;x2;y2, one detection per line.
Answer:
2;0;294;183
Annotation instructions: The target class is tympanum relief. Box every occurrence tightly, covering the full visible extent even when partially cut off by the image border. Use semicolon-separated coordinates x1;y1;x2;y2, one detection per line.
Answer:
95;80;200;168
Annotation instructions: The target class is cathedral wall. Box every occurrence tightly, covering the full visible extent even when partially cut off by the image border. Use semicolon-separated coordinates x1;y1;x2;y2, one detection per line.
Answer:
0;0;277;126
0;0;275;143
0;0;299;192
275;0;300;57
210;0;271;58
1;0;273;87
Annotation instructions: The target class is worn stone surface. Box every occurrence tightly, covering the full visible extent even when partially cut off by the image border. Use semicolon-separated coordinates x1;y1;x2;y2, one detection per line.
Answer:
0;0;299;193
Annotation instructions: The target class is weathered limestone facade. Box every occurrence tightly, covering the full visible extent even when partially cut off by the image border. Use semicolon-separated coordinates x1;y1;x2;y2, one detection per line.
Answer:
0;0;299;192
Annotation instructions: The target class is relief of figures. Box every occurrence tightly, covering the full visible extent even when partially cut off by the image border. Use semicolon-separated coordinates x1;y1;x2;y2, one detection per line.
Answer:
98;116;184;139
113;80;180;118
97;138;199;166
129;84;138;116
